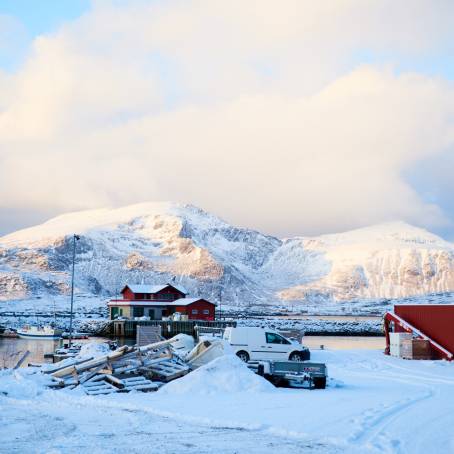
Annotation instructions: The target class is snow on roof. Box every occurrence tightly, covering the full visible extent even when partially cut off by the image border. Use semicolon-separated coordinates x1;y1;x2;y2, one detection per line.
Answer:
169;283;188;295
166;297;216;307
108;297;216;307
123;283;187;295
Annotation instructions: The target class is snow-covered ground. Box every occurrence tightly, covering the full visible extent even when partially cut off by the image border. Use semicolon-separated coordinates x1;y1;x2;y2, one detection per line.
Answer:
1;350;453;453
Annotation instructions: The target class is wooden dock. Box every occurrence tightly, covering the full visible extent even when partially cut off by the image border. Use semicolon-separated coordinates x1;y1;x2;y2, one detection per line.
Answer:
109;319;236;338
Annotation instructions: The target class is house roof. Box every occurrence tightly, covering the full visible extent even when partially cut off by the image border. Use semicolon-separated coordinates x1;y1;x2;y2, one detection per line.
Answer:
166;297;216;307
107;297;216;307
121;283;188;295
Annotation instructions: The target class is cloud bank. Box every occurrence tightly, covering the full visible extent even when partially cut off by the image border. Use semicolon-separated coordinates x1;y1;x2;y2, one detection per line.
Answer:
1;0;454;237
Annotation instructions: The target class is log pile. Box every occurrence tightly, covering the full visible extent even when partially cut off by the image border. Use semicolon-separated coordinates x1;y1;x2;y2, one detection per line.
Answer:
42;339;190;395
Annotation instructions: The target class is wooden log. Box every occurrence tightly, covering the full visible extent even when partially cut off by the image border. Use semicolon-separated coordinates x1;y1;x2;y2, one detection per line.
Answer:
85;373;108;384
112;364;142;374
44;356;94;375
138;339;174;353
79;365;105;384
13;351;30;370
51;341;174;380
51;349;127;378
104;375;125;388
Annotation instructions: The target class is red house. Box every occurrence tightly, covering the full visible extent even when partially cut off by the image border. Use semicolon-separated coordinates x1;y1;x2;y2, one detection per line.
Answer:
108;283;216;321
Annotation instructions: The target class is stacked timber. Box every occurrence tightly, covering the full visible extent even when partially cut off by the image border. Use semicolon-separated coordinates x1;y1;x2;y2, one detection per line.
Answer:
42;340;189;395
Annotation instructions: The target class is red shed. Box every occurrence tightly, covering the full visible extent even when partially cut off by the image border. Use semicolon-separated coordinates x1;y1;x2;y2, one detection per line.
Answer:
384;304;454;360
168;298;216;321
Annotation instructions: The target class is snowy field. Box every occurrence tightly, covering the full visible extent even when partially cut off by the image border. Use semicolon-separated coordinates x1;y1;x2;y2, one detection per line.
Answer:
1;349;454;454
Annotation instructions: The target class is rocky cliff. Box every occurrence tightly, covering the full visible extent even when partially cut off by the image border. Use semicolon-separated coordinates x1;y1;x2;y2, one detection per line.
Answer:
1;203;453;308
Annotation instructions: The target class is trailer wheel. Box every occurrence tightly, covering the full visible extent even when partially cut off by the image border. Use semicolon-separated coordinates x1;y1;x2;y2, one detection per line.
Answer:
236;350;250;362
313;377;326;389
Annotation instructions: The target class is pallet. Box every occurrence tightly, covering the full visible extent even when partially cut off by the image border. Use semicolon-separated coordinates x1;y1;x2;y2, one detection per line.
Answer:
82;381;119;395
148;360;189;382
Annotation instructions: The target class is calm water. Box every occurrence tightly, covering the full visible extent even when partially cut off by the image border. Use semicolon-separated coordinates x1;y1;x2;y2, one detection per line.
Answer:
0;337;109;369
0;335;385;368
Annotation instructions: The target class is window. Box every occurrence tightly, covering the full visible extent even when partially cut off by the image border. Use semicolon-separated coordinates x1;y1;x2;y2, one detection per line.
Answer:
203;309;210;315
266;332;290;344
133;307;144;317
191;309;198;315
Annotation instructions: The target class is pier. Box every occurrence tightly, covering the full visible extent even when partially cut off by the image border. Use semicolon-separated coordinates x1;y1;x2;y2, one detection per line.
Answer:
109;320;236;338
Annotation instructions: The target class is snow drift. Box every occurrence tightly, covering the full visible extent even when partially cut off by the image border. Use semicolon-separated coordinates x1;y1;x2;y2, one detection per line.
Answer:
159;355;274;395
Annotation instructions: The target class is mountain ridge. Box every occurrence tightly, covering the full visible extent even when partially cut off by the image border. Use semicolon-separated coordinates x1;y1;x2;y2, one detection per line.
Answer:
1;203;453;307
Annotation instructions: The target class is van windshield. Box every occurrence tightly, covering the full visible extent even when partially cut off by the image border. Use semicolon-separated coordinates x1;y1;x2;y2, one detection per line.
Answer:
265;332;290;344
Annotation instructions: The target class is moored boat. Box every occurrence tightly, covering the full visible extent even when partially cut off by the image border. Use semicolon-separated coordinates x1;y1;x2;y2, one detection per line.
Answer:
0;328;18;338
17;324;63;339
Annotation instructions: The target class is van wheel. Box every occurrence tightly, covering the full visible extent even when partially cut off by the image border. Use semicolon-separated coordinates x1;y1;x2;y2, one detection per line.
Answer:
289;352;304;362
236;351;250;362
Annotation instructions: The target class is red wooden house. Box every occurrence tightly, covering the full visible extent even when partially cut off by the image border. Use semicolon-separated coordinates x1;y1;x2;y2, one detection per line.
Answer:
108;283;216;321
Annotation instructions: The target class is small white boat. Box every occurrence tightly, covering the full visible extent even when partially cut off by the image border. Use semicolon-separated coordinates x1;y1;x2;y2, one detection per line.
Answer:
17;324;63;339
185;339;226;369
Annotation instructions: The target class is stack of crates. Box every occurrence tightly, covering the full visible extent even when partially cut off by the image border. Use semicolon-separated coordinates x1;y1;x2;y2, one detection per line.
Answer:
401;339;433;360
389;332;412;357
390;332;433;360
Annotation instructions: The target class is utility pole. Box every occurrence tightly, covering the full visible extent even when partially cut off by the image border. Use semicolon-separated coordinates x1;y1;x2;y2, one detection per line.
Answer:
68;234;80;347
218;286;222;320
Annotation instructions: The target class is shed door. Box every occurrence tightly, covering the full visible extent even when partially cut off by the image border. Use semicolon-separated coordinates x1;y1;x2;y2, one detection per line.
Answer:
147;309;155;320
111;307;119;319
133;307;144;318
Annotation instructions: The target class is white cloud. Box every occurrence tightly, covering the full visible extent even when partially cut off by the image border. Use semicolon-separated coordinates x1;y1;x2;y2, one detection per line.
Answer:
1;0;454;237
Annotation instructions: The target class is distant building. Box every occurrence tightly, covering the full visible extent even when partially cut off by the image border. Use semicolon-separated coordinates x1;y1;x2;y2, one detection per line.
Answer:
107;283;216;321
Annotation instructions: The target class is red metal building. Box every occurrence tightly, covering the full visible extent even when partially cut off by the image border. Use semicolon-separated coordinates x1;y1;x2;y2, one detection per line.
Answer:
384;304;454;361
108;283;216;321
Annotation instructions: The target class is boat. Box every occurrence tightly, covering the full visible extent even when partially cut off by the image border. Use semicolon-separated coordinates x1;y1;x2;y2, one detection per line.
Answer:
0;328;18;338
185;339;225;369
17;324;63;339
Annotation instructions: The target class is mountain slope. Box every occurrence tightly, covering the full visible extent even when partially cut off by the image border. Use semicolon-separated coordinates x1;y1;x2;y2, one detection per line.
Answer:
0;203;281;306
276;222;454;301
1;203;453;307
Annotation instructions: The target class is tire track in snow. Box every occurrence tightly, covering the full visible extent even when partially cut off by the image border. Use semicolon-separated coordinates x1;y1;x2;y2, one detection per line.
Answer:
349;387;434;453
340;352;445;453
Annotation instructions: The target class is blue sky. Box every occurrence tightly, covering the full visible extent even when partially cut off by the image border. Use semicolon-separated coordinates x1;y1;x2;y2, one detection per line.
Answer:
1;0;90;34
0;1;453;240
0;0;91;70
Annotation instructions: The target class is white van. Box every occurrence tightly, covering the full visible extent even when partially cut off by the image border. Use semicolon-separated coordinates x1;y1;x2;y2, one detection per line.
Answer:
223;327;310;362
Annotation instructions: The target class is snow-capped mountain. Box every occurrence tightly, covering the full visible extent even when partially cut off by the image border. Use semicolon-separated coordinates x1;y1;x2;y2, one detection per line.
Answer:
276;222;454;302
1;203;453;308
